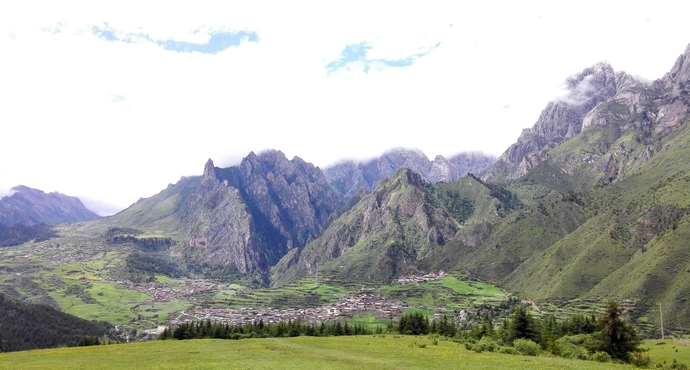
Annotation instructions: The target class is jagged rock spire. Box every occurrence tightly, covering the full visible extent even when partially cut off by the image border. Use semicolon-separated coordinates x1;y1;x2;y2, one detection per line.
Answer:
202;158;216;184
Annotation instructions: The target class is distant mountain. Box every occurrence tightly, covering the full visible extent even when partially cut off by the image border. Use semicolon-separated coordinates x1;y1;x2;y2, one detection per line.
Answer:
324;148;496;198
0;185;99;227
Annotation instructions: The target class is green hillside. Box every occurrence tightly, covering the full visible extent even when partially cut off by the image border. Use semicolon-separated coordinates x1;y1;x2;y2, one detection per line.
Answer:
270;169;519;286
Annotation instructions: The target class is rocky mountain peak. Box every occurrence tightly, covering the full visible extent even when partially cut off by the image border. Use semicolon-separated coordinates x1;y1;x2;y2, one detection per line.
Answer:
0;186;99;226
185;150;344;274
663;43;690;83
482;62;622;182
662;42;690;98
201;158;216;184
385;167;424;189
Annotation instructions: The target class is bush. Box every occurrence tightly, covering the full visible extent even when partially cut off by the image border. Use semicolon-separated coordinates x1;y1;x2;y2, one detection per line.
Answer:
591;351;612;363
498;346;517;355
514;339;542;356
556;336;590;360
629;351;650;367
476;336;499;352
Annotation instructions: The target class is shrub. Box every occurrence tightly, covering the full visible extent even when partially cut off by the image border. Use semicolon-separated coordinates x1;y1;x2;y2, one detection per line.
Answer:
514;339;541;356
476;336;499;352
498;346;517;355
556;336;590;360
629;351;650;367
591;351;612;363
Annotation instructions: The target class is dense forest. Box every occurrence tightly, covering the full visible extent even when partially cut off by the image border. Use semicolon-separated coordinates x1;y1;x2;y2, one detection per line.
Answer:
0;223;57;247
0;293;112;352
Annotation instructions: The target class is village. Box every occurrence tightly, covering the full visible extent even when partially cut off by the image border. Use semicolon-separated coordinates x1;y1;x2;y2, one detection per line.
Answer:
394;270;447;285
129;279;222;305
168;293;404;327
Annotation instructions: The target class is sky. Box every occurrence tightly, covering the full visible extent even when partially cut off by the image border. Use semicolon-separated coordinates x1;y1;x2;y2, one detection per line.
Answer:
1;1;690;216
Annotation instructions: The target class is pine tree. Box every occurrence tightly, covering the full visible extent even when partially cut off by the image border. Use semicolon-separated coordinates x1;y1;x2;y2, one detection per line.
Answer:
595;300;641;362
541;315;560;354
508;305;539;344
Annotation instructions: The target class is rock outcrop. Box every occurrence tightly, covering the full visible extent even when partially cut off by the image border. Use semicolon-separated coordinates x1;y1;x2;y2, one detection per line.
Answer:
0;186;99;226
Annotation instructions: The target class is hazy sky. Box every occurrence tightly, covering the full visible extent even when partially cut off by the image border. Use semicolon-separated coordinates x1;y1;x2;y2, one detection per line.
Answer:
2;1;689;215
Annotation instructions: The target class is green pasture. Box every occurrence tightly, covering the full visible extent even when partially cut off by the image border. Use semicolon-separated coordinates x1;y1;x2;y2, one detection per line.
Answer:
0;336;633;370
135;299;189;324
643;339;690;366
381;276;508;311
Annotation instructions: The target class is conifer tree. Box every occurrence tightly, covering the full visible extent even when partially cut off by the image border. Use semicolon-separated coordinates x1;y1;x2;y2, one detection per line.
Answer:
594;300;641;362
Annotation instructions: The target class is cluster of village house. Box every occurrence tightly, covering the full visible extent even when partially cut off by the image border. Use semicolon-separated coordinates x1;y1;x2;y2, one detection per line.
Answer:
125;279;222;305
395;271;447;284
168;293;404;327
13;243;98;264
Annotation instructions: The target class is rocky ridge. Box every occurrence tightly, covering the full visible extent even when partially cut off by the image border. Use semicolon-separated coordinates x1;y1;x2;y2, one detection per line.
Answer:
0;186;99;226
482;62;621;182
324;148;495;198
484;44;690;184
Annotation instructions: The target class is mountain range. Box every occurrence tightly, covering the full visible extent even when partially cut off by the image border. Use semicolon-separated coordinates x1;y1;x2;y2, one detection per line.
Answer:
0;185;99;227
3;42;690;331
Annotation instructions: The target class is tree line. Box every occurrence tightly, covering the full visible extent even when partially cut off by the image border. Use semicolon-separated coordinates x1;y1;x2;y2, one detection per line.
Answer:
159;319;379;340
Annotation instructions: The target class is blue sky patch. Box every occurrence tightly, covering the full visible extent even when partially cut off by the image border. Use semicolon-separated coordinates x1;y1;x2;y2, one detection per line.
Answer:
326;41;440;74
157;30;259;54
91;23;258;54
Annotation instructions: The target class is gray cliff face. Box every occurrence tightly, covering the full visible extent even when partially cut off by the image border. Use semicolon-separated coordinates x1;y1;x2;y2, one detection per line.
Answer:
324;148;496;198
0;186;100;226
483;62;619;182
184;151;345;273
655;43;690;134
184;159;261;273
239;150;345;253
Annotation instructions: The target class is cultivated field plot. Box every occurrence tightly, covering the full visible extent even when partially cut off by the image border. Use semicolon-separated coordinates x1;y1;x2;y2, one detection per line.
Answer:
380;276;508;311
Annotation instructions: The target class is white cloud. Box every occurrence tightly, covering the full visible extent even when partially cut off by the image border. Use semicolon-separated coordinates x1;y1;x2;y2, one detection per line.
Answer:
1;1;690;215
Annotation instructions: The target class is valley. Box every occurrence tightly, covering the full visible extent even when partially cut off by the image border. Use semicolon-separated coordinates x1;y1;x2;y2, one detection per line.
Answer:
1;38;690;370
0;224;511;336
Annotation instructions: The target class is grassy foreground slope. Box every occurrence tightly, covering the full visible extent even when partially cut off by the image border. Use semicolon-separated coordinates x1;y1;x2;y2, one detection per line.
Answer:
0;337;631;370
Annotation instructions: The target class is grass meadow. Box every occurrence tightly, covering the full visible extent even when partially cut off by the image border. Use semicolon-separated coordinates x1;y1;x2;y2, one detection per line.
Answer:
0;336;635;370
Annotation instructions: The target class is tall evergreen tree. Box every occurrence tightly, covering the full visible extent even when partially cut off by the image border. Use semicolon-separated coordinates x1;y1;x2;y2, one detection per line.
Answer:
594;300;642;362
508;305;539;344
